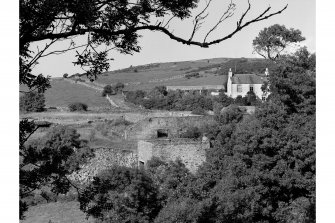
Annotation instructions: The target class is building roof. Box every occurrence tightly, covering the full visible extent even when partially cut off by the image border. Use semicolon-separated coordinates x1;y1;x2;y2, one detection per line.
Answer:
231;74;267;85
166;85;225;91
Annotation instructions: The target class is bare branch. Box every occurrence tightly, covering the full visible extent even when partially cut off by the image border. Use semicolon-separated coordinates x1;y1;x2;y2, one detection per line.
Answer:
203;0;236;43
189;0;212;41
163;15;176;28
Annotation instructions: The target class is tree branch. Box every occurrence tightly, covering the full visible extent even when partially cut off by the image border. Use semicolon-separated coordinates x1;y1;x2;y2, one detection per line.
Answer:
25;3;288;49
203;0;236;43
189;0;212;42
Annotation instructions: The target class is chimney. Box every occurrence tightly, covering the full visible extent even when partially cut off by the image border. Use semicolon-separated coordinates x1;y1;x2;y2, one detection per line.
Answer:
265;68;269;76
228;68;233;78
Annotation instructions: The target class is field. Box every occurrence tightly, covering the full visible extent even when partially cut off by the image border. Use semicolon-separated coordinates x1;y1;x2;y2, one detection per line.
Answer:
21;201;94;223
91;58;228;91
43;79;110;108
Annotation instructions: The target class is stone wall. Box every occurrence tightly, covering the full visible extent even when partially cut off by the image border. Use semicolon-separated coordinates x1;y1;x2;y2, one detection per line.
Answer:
125;116;214;141
69;148;137;185
138;138;209;173
123;111;196;123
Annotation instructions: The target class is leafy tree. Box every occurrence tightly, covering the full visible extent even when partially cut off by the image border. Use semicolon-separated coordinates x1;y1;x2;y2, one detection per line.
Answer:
102;84;115;97
115;82;125;93
182;48;316;223
146;158;194;205
267;47;316;114
215;91;234;107
253;24;305;61
20;91;45;112
68;102;88;112
233;95;245;105
20;125;94;219
242;90;261;106
79;166;161;223
63;73;68;78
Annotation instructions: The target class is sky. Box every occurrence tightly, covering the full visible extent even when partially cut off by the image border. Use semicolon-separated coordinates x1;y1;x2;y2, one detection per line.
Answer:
31;0;316;77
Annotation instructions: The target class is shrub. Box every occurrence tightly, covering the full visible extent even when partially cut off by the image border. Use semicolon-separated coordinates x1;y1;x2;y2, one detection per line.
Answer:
68;102;88;112
102;84;115;96
20;91;45;112
63;73;68;78
191;107;206;115
115;82;125;93
185;72;200;79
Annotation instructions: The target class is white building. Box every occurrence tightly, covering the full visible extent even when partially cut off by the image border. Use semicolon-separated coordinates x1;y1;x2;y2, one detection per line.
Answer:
226;68;269;100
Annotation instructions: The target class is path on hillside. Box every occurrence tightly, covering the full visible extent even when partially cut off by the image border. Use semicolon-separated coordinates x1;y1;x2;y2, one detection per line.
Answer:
105;95;119;107
64;78;133;109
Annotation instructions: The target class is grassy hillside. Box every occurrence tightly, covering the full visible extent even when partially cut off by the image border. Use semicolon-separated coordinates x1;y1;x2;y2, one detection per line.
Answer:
21;201;94;223
74;57;274;91
44;79;110;108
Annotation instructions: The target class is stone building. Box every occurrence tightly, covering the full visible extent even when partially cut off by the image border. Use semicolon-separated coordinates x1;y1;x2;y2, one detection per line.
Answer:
125;116;213;172
125;116;213;141
138;138;209;173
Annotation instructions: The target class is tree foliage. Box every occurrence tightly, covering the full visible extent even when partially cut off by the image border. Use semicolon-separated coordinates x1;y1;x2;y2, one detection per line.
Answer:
20;125;94;219
79;166;161;223
115;82;125;93
20;91;46;112
253;24;305;61
102;84;116;97
68;102;88;112
165;47;316;222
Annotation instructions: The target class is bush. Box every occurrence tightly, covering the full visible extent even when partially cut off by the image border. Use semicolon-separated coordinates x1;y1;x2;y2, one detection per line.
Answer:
20;91;45;112
68;102;88;112
63;73;68;78
185;72;201;79
191;107;206;115
102;84;115;96
115;82;125;93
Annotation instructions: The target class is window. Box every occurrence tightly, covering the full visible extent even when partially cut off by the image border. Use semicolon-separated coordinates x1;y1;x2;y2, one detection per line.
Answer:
237;84;242;93
157;129;168;138
250;86;254;92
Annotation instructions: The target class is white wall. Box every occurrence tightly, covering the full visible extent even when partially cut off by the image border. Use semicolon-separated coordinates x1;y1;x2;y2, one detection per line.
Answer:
229;83;263;99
